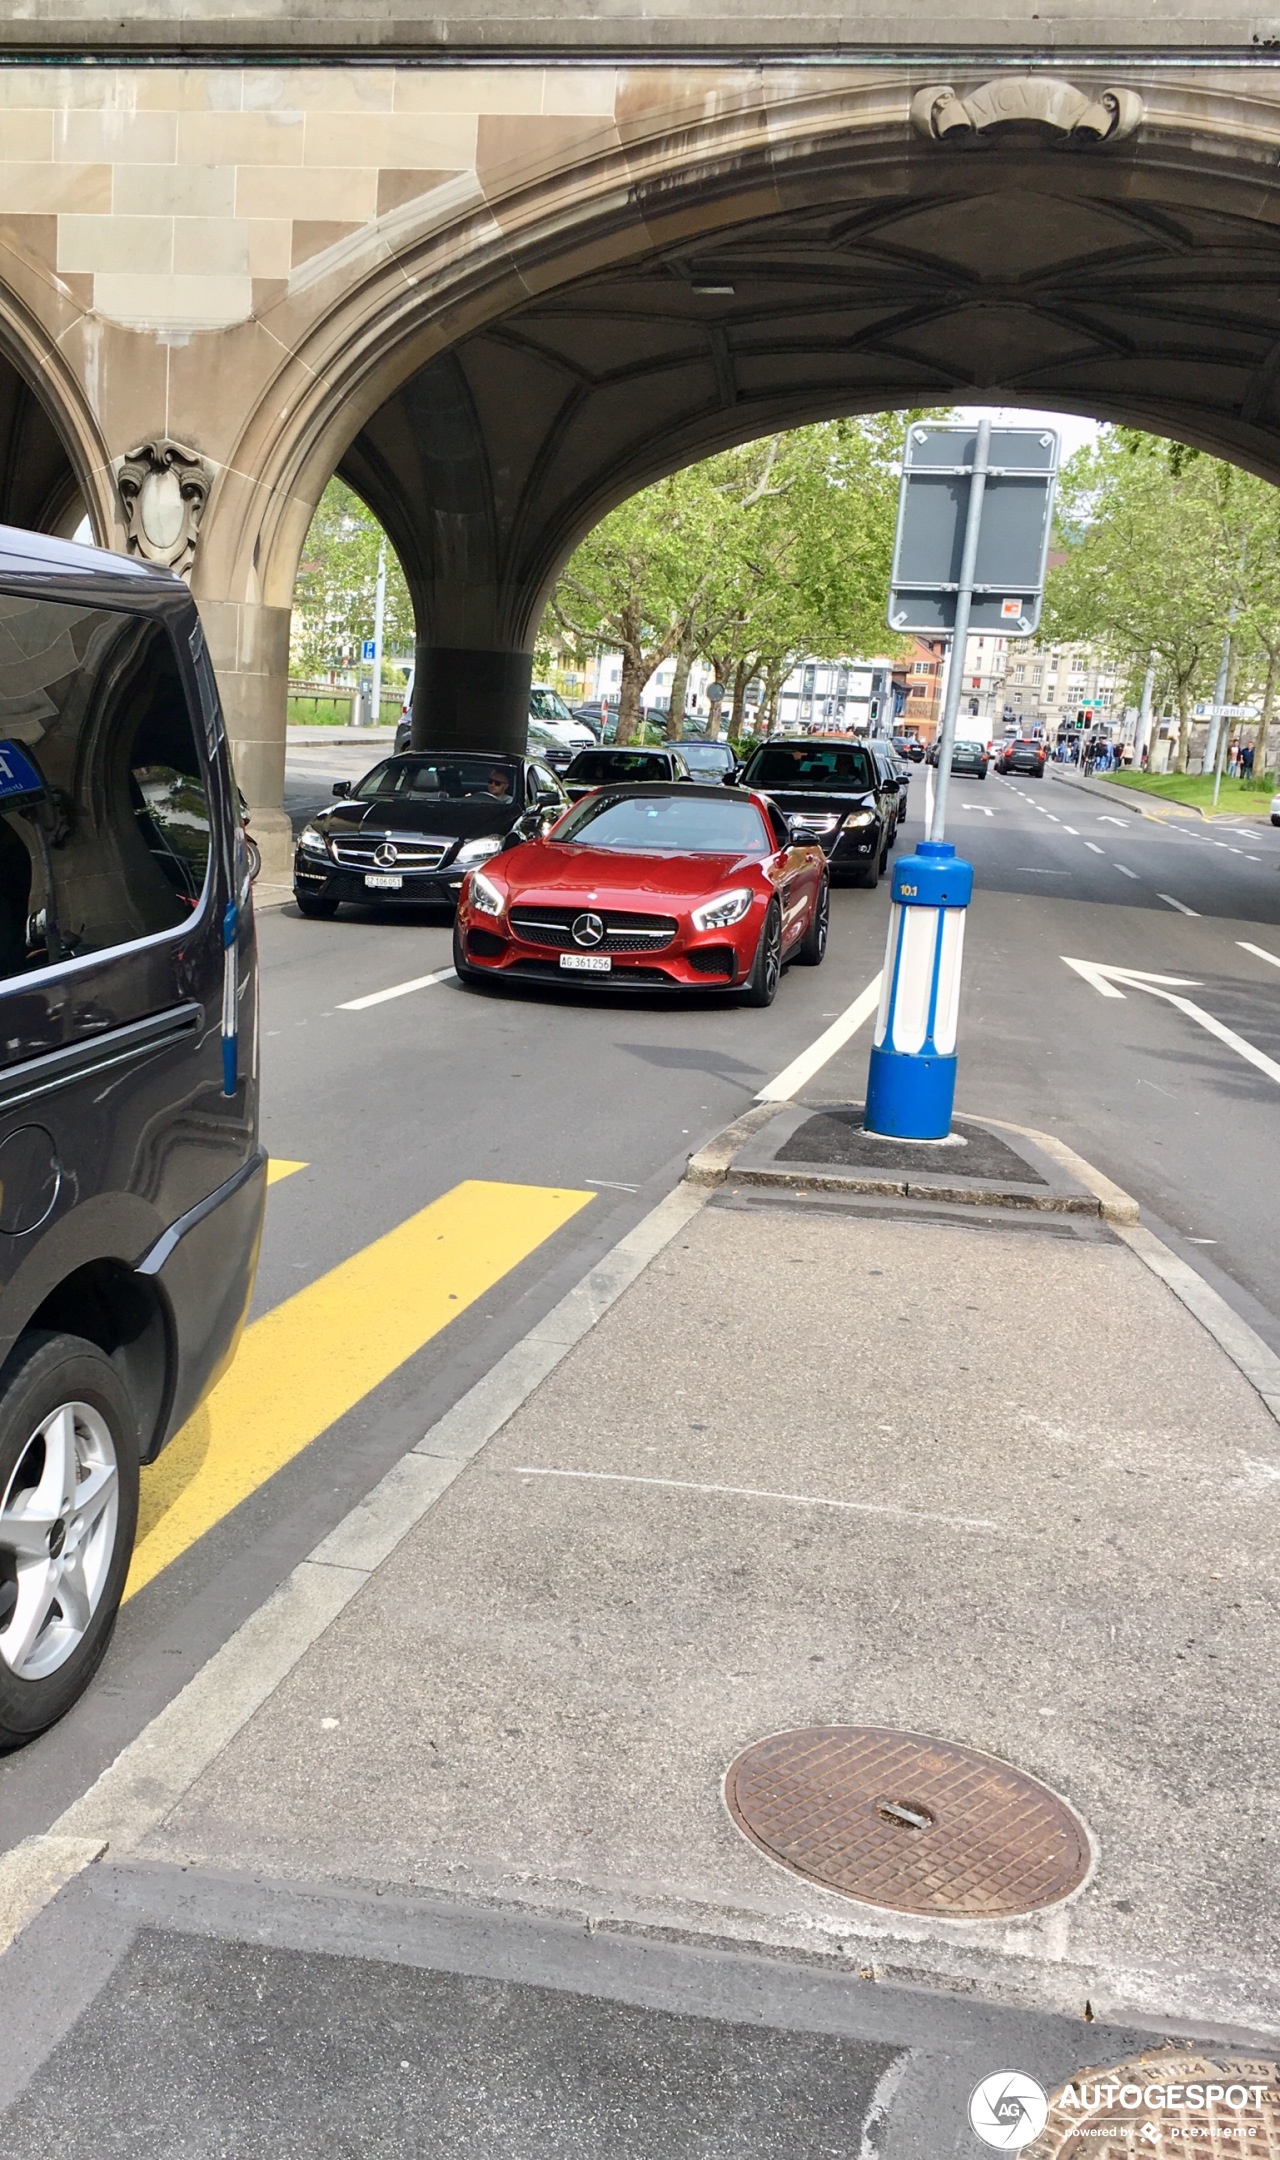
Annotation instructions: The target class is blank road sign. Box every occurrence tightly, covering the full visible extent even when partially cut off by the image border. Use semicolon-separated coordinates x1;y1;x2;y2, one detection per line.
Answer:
888;424;1059;636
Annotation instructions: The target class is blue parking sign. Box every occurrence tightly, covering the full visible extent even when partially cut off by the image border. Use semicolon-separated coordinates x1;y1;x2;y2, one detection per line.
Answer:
361;638;376;661
0;739;46;805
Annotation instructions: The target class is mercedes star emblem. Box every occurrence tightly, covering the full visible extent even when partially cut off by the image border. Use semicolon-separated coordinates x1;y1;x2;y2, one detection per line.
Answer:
373;842;399;867
571;911;606;948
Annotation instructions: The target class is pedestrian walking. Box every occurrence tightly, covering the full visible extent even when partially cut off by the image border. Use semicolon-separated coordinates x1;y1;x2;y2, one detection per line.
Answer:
1243;741;1256;778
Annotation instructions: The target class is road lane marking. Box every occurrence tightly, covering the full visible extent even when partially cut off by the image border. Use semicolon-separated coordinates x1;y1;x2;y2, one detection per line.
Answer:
756;970;883;1102
513;1465;1009;1535
266;1160;308;1186
1113;863;1140;879
1239;940;1280;969
1063;957;1280;1085
962;803;993;815
1064;825;1079;835
1084;841;1104;853
126;1178;593;1598
1157;893;1199;916
1045;813;1060;822
1098;816;1130;827
340;966;456;1010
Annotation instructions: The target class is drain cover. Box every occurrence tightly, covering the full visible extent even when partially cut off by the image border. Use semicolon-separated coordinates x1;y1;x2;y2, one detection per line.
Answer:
1024;2053;1280;2155
724;1726;1090;1918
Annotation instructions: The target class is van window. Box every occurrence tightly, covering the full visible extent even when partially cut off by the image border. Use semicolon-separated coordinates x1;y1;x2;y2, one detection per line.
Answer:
0;594;211;978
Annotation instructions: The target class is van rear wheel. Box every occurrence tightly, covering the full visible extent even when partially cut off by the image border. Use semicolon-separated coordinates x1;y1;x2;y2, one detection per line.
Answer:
0;1333;139;1750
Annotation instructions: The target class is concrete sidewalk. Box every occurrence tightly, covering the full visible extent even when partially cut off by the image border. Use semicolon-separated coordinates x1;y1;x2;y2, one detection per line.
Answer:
61;1121;1279;2043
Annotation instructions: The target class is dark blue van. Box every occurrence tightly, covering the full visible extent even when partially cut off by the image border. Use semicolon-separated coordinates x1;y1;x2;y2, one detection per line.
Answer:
0;529;264;1746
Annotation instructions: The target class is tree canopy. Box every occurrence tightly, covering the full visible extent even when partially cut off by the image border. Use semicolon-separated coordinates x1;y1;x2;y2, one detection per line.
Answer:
291;478;414;680
539;417;907;740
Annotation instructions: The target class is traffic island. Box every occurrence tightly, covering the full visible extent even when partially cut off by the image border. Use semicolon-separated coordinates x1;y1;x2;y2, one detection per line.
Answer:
689;1102;1139;1222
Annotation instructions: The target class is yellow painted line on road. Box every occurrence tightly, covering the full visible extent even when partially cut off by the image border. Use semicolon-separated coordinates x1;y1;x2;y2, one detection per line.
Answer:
126;1179;592;1600
266;1159;308;1186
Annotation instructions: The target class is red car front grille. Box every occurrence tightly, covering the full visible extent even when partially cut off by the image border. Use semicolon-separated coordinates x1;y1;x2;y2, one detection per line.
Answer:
508;906;678;953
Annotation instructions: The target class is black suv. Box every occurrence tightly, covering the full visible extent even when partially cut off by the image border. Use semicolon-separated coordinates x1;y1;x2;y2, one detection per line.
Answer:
562;745;692;800
0;528;263;1745
734;737;897;887
294;751;568;914
996;738;1048;777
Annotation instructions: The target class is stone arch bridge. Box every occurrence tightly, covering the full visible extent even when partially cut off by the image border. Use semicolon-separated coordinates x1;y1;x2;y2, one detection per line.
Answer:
2;4;1280;862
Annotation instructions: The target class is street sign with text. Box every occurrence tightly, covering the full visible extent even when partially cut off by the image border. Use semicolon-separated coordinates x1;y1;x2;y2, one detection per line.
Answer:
888;424;1060;637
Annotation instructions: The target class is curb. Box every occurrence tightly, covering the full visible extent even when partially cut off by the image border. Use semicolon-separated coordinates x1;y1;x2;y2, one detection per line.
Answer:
1048;765;1270;827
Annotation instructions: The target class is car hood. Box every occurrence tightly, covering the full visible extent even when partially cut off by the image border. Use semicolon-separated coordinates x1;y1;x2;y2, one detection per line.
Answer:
315;798;520;840
491;841;767;903
744;786;876;812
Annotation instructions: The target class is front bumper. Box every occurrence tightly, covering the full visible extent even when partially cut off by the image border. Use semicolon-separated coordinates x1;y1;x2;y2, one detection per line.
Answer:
294;853;469;903
456;910;761;991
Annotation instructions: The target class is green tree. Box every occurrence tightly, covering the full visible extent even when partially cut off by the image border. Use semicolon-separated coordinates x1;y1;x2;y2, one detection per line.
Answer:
542;416;908;742
291;478;414;680
1045;437;1235;770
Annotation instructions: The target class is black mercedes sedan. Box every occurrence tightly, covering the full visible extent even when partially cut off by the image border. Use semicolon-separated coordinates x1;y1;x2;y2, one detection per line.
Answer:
292;752;568;916
732;737;898;888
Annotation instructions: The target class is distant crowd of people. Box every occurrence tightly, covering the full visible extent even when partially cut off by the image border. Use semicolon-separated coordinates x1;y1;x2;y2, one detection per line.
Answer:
1053;734;1136;774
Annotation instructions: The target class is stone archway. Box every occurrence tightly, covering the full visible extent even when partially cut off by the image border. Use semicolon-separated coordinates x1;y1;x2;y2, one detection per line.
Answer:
200;68;1280;823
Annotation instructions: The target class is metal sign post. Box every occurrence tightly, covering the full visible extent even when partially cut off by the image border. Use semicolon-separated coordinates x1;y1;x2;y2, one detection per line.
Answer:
866;419;1059;1141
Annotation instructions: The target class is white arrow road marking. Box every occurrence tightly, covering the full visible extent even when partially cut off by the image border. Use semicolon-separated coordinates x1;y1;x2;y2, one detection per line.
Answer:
1239;940;1280;970
1157;893;1199;916
962;803;993;815
1098;816;1130;827
1062;957;1280;1084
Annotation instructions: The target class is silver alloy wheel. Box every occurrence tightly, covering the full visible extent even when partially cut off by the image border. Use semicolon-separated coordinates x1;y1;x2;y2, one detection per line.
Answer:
0;1400;120;1682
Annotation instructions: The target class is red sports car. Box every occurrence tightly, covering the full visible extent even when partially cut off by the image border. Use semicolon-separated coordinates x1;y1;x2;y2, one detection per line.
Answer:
451;783;829;1004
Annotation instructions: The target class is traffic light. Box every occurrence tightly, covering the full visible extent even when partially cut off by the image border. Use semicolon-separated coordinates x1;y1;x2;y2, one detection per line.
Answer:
1074;711;1087;728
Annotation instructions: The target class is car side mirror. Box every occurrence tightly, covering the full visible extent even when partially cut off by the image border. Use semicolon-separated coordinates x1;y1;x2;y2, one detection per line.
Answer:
332;781;351;797
789;822;820;844
722;771;739;787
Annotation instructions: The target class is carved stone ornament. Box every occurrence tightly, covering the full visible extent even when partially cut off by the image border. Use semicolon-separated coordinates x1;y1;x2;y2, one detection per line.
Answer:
910;77;1144;146
115;437;212;578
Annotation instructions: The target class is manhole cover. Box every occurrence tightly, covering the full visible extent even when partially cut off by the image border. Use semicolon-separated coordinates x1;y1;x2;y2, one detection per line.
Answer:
1024;2053;1280;2155
724;1726;1091;1918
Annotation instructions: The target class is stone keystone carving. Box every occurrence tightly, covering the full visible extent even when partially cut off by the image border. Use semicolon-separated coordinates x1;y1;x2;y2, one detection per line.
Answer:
910;77;1144;146
115;437;213;578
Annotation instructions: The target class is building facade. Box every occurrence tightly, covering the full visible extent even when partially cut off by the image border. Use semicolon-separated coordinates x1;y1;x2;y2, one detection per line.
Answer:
1004;641;1122;738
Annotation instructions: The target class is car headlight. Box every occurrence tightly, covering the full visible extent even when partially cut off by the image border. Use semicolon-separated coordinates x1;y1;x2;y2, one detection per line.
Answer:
454;835;503;869
842;809;876;829
298;824;329;856
691;886;754;931
469;868;506;917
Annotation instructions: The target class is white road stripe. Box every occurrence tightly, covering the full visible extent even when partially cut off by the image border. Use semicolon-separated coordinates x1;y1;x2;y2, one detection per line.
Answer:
1064;825;1079;835
1157;893;1199;916
339;966;456;1010
1239;940;1280;969
756;970;883;1102
513;1464;1008;1535
1114;863;1140;879
1084;841;1104;854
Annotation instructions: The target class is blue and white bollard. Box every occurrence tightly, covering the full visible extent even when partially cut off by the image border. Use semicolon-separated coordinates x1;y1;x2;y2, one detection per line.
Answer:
863;840;974;1140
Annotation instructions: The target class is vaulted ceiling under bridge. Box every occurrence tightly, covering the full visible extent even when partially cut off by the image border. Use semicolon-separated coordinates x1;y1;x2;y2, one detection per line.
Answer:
339;92;1280;753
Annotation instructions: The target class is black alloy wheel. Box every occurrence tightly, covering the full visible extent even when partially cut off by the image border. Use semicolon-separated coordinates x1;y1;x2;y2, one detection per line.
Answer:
743;899;783;1007
797;878;829;965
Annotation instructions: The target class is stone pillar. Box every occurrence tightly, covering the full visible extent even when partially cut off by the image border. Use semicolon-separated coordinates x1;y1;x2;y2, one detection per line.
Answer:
411;642;533;756
199;595;294;880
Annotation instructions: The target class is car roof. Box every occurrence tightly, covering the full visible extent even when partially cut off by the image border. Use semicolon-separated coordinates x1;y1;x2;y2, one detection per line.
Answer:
0;521;198;627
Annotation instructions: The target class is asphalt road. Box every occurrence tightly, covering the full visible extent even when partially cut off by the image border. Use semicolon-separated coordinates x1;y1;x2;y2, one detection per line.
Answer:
2;738;1278;2155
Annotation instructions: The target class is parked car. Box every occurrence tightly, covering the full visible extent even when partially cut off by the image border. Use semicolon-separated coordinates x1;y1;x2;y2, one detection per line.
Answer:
562;746;692;800
867;737;912;834
731;736;897;887
0;529;265;1746
678;738;738;781
293;752;568;915
996;737;1048;776
453;783;828;1004
893;736;926;763
391;681;593;766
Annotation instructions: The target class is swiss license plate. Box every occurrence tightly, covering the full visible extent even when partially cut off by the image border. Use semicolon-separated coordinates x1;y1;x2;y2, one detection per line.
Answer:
559;952;611;973
364;873;403;890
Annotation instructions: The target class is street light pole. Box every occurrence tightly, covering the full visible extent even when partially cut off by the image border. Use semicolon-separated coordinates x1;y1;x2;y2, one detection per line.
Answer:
371;535;387;729
929;415;992;843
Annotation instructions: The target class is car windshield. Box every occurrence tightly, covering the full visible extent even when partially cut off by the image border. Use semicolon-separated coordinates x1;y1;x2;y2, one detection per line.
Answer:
742;744;875;791
529;687;573;723
352;756;518;804
566;751;667;784
955;741;983;754
551;792;769;854
680;742;733;772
